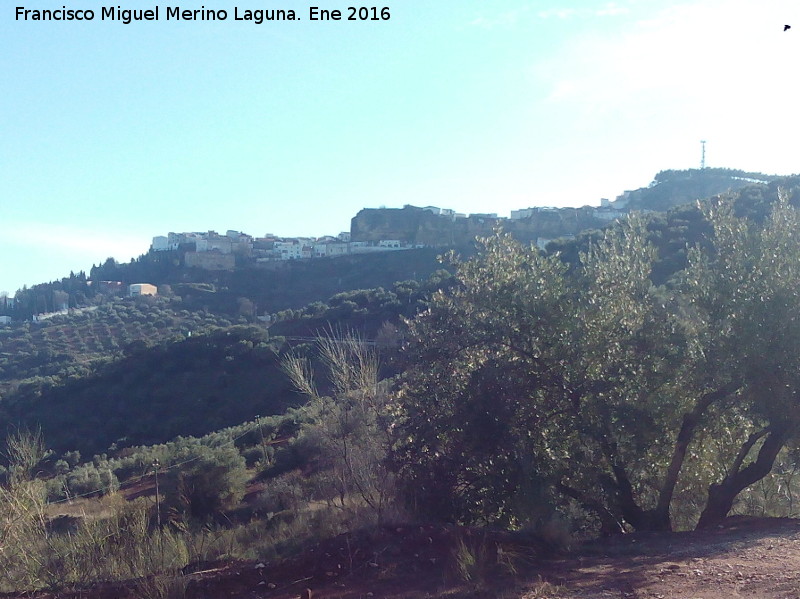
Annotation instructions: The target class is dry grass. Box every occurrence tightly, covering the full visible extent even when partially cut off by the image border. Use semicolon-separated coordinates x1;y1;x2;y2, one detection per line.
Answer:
519;578;569;598
46;492;124;520
134;571;189;599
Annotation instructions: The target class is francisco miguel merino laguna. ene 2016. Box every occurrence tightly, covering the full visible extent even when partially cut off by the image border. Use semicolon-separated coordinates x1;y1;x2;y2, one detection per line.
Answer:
15;5;302;24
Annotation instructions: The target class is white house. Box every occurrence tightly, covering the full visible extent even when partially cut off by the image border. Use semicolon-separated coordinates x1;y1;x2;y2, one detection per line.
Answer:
274;241;302;260
593;208;625;221
129;283;158;297
199;236;234;254
327;243;349;257
511;208;536;220
151;236;170;251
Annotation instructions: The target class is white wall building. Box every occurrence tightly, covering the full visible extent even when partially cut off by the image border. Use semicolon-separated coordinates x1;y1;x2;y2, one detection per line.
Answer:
274;241;302;260
129;283;158;297
151;236;170;251
327;243;349;256
593;208;625;221
511;208;536;220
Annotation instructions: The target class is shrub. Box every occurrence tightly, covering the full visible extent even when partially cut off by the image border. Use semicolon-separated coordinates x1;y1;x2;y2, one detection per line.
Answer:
65;463;119;497
257;473;307;515
163;446;248;524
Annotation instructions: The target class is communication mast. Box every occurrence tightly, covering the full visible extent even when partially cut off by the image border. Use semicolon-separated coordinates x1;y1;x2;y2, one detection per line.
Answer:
700;140;706;170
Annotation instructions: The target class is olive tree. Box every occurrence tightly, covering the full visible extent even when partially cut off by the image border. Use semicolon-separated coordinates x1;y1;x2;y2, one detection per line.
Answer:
679;196;800;528
393;217;682;531
393;194;800;532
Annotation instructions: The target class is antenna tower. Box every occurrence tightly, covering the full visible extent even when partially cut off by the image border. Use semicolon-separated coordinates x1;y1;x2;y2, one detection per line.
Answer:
700;140;706;170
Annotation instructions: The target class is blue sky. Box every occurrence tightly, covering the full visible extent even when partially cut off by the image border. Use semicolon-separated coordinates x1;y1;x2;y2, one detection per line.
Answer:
1;0;798;294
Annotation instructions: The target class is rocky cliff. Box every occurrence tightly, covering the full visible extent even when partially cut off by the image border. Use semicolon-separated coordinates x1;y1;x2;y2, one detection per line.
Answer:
350;205;609;247
350;169;778;248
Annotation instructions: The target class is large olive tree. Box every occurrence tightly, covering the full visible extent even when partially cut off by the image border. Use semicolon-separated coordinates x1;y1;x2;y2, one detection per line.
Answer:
393;217;681;531
393;194;800;532
680;196;800;528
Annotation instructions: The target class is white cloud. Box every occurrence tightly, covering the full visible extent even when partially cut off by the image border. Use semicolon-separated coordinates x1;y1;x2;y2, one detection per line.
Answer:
469;6;533;29
532;0;800;172
537;4;630;19
536;8;578;20
1;221;148;262
470;2;630;29
0;221;151;292
540;0;796;105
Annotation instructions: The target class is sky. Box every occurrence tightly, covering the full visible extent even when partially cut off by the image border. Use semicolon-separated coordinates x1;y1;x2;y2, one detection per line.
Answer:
1;0;798;294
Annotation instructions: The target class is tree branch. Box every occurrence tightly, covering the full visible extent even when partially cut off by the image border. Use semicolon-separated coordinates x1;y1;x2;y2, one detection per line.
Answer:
655;379;743;517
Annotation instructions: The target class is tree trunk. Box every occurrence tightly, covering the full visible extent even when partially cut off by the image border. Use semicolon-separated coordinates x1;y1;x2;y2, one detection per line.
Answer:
696;426;789;529
556;482;625;535
653;381;742;531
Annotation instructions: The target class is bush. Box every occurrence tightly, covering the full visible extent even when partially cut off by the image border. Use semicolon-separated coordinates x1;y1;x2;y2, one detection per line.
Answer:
65;463;119;497
257;473;307;515
163;446;248;524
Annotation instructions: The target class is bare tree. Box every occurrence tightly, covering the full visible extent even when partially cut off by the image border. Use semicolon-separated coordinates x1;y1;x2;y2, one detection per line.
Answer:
281;331;395;523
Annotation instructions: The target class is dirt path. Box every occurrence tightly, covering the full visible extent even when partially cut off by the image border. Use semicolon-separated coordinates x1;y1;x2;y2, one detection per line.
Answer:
10;517;800;599
534;517;800;598
171;517;800;599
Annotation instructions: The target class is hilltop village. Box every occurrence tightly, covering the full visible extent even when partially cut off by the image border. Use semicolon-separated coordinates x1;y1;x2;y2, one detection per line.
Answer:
3;169;774;324
156;196;632;271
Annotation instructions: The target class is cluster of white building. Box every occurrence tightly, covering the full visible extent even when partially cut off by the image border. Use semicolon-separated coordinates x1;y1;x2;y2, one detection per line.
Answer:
151;229;412;269
151;230;254;253
423;201;628;224
150;198;631;271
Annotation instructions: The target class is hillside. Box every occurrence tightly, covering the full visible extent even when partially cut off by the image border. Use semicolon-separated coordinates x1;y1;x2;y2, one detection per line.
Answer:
3;168;781;325
2;171;800;598
0;273;450;458
6;247;446;322
2;169;798;461
0;297;240;398
0;327;292;456
7;516;800;598
548;175;800;283
622;167;779;211
350;168;780;247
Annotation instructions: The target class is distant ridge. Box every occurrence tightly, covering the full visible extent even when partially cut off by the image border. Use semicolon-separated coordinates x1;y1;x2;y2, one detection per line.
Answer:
351;168;780;248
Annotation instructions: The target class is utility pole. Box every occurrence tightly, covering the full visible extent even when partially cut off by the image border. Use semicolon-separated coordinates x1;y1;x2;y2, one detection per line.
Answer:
256;415;269;465
700;140;707;170
153;459;161;529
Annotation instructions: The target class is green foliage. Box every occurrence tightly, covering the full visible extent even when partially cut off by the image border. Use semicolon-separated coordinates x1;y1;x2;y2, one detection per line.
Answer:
64;462;119;498
281;332;396;523
0;296;236;402
676;193;800;527
395;219;676;529
451;535;491;584
627;168;779;212
395;191;800;532
0;419;362;595
163;445;249;524
268;274;452;340
0;325;292;456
